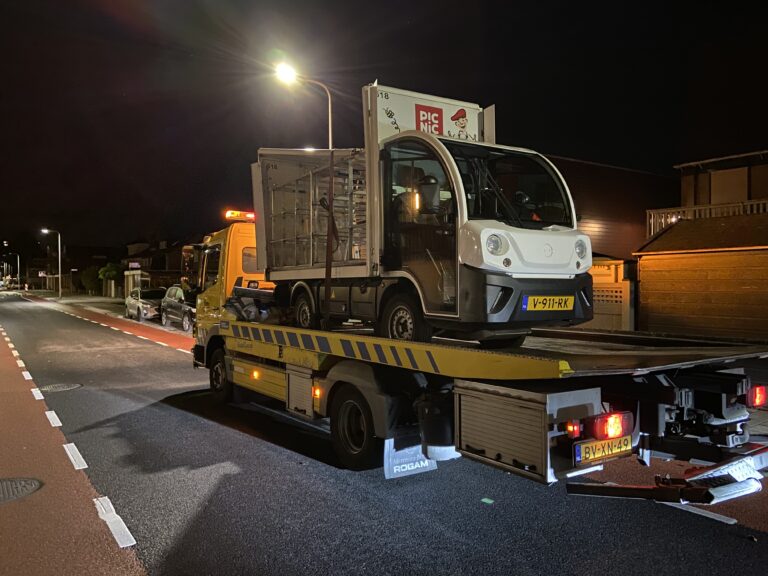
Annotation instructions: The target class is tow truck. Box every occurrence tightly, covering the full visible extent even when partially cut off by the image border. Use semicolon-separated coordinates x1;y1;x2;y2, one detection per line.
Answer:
194;211;768;505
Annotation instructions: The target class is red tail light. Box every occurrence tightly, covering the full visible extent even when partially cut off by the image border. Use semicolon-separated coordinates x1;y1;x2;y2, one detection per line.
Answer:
587;412;633;440
749;385;766;408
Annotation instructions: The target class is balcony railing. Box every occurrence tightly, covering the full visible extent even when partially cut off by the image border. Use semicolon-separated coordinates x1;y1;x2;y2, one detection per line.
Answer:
646;198;768;237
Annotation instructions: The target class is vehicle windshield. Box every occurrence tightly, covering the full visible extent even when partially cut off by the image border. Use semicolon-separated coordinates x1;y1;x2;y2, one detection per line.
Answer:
441;140;573;229
141;289;166;300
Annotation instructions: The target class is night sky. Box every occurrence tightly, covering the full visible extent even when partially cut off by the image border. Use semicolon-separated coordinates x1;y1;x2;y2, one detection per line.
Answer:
2;0;766;251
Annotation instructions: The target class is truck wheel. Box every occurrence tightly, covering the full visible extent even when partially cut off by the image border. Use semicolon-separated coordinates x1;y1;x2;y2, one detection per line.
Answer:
160;309;169;326
379;292;432;342
181;313;192;332
209;349;233;405
330;385;382;470
294;292;318;329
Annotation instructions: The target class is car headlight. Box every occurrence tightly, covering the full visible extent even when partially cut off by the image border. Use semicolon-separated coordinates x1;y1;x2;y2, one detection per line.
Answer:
575;239;587;259
486;234;505;256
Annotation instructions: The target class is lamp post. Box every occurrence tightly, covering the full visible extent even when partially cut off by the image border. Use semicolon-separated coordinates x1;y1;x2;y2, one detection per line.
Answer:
41;228;62;299
6;253;20;287
275;63;335;327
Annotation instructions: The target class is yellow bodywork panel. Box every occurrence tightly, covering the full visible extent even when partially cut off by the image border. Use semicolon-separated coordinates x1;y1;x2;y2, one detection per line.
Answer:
222;322;573;381
231;358;286;400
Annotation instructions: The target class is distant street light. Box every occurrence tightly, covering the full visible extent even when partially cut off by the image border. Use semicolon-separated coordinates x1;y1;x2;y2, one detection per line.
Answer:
41;228;62;299
5;252;21;286
275;62;335;327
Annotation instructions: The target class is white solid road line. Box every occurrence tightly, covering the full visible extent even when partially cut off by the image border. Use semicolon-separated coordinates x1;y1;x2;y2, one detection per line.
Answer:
63;443;88;470
94;496;137;548
31;388;44;400
22;370;33;380
45;410;63;427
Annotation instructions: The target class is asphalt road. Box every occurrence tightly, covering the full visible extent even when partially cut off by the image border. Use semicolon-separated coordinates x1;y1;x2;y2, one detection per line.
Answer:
2;292;767;576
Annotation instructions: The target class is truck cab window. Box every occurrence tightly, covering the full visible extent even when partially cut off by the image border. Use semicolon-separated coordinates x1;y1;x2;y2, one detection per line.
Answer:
202;246;221;291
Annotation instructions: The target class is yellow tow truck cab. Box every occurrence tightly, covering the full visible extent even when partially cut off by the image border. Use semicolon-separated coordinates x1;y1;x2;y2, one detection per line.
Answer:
194;211;273;343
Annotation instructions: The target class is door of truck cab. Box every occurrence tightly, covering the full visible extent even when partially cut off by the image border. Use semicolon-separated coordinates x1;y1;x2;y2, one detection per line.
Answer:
381;137;458;315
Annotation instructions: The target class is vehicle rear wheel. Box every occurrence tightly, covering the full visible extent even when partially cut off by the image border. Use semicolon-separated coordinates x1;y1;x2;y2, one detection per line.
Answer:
209;349;232;405
181;313;191;332
294;292;318;329
160;309;169;327
330;385;382;470
378;292;432;342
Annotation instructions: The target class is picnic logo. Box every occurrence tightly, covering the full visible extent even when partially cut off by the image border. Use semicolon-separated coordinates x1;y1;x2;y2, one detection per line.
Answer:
415;104;443;135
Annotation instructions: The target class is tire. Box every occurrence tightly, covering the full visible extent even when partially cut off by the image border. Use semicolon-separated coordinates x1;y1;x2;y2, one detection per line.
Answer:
330;385;382;470
125;306;130;319
136;306;143;322
294;292;318;329
479;335;527;349
160;309;169;327
209;349;233;405
181;313;192;332
378;292;433;342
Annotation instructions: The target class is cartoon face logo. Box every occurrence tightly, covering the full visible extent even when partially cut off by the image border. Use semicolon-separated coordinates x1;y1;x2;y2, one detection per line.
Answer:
451;108;469;139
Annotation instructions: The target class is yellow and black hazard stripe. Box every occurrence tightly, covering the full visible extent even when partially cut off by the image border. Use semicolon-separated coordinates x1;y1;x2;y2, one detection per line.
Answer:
224;321;571;381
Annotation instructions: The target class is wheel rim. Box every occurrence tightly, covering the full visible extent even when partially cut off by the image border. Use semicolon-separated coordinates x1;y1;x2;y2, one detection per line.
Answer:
389;305;414;340
211;362;226;393
338;400;367;454
182;315;190;331
296;299;311;328
161;311;167;325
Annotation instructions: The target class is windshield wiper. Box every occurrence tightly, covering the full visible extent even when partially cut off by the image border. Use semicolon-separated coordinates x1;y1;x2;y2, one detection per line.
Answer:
470;158;524;227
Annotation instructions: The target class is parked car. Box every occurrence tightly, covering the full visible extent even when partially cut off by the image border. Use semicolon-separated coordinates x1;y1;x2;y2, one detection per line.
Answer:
160;284;197;331
125;287;166;321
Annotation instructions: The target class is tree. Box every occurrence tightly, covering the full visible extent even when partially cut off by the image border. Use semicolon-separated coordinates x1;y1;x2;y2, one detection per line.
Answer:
80;266;100;295
98;262;123;281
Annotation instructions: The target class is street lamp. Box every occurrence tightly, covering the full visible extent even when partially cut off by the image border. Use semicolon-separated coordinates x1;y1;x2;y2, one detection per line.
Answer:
5;253;21;287
275;62;335;327
41;228;62;299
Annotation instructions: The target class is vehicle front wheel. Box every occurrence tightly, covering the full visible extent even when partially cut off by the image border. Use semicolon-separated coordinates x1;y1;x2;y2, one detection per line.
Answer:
160;309;169;327
209;349;233;405
330;385;382;470
181;313;192;332
136;307;143;322
294;292;318;329
124;306;130;319
378;292;433;342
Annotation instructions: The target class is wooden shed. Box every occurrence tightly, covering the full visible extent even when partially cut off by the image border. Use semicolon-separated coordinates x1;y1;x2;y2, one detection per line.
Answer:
635;213;768;341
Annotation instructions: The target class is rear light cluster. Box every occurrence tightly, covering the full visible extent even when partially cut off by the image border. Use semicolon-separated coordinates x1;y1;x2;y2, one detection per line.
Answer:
562;411;634;441
749;385;766;408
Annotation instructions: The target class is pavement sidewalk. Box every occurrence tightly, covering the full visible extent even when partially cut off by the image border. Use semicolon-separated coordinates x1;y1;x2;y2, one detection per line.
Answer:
0;321;144;576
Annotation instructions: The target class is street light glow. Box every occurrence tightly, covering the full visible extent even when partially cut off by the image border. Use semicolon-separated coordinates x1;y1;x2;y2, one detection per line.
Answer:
275;62;297;84
41;228;50;234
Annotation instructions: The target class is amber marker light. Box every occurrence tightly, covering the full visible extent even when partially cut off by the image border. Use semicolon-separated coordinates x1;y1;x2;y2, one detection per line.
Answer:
225;210;256;221
312;387;321;399
251;369;260;379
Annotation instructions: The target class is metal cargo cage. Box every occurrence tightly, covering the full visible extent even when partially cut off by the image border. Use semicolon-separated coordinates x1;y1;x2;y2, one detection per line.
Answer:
254;149;368;275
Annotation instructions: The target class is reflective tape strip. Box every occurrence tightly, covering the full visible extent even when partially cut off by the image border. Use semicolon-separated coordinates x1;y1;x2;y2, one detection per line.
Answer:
287;332;300;347
426;350;440;374
340;339;356;358
301;334;315;350
316;336;331;353
389;346;403;367
356;341;371;361
274;330;286;346
250;327;262;341
404;348;419;369
373;343;387;364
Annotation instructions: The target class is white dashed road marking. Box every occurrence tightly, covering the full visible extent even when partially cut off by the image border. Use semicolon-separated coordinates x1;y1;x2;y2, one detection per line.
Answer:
63;443;88;470
45;410;63;427
137;336;149;340
11;350;19;357
94;497;137;548
22;371;33;380
177;348;192;354
16;359;25;367
8;343;15;349
31;388;45;400
122;331;133;335
156;341;169;347
110;326;120;331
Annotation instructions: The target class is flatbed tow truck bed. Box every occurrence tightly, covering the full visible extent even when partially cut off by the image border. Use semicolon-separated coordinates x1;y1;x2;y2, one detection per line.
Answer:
199;317;768;505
